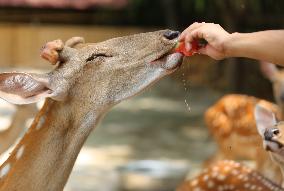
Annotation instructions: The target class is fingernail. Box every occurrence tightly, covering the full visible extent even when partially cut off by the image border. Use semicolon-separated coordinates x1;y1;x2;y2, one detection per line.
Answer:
185;42;192;51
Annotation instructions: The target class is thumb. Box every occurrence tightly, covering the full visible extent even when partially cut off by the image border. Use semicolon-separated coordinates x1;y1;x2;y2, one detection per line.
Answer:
198;46;224;60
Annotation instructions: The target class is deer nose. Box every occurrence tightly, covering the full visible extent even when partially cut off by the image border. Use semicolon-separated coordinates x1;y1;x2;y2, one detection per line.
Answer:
163;30;180;40
264;128;279;141
264;130;273;141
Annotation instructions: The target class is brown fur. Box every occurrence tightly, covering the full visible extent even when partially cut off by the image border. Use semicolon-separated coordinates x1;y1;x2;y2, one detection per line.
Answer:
176;160;284;191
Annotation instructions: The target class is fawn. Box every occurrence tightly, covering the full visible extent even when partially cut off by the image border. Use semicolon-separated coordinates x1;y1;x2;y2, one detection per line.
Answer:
204;62;284;182
176;104;284;191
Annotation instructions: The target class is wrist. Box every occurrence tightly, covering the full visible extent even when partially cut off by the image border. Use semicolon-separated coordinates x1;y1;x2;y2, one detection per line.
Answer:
223;32;241;58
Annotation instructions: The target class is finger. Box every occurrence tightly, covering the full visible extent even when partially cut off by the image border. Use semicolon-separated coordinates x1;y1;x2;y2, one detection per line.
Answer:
184;33;194;44
199;46;224;60
179;22;201;39
191;28;205;40
179;28;190;41
185;42;192;51
179;22;205;41
186;22;205;33
179;24;194;39
183;27;207;51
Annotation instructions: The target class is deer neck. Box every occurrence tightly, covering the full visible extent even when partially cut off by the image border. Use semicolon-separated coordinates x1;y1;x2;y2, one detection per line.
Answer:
0;98;102;191
270;152;284;185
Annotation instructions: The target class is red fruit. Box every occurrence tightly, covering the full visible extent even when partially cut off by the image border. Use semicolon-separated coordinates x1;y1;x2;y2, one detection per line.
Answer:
174;39;206;56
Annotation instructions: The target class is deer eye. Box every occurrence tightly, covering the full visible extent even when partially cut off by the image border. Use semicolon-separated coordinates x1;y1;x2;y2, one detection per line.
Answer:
85;53;111;63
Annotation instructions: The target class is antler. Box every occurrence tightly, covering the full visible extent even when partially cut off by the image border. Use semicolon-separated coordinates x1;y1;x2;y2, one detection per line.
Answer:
40;37;85;65
176;160;284;191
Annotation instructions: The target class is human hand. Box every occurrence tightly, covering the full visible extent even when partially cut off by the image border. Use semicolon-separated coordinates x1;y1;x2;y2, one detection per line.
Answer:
179;22;230;60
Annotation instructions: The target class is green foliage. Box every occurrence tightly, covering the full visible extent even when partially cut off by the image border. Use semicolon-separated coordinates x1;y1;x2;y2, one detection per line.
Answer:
122;0;284;29
194;0;205;13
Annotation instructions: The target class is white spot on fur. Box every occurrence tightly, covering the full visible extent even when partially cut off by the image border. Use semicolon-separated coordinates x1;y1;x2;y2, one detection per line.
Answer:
36;100;45;109
243;175;249;181
212;166;219;172
217;174;226;181
36;116;45;130
203;175;209;181
224;165;230;172
0;163;10;178
191;179;198;186
244;183;251;188
16;145;25;159
250;185;256;190
237;174;244;180
25;118;34;129
193;187;202;191
211;171;218;178
234;163;240;168
231;169;239;175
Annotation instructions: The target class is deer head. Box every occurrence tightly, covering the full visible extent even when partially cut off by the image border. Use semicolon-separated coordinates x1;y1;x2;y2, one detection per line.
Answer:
0;30;182;109
255;104;284;179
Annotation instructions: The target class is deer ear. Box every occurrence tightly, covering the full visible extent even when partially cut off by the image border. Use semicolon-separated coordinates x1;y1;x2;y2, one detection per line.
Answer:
260;61;279;81
0;72;53;105
254;104;277;137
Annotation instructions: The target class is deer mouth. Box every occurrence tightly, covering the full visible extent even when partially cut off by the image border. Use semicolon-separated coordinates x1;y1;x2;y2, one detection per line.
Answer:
265;138;284;152
151;52;184;70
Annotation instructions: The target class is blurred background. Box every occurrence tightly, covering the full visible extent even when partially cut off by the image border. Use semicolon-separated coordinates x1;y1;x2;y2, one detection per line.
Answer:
0;0;283;190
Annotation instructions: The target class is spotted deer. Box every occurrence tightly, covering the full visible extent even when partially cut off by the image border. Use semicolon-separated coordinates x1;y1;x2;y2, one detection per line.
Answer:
204;62;284;182
255;104;284;187
176;104;284;191
176;160;284;191
205;94;282;183
0;30;183;191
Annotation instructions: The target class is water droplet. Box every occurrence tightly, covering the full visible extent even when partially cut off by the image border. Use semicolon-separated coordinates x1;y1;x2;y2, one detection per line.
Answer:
181;67;191;112
184;99;191;111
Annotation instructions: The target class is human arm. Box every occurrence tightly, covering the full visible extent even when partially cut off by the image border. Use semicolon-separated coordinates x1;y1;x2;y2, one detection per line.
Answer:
179;22;284;66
